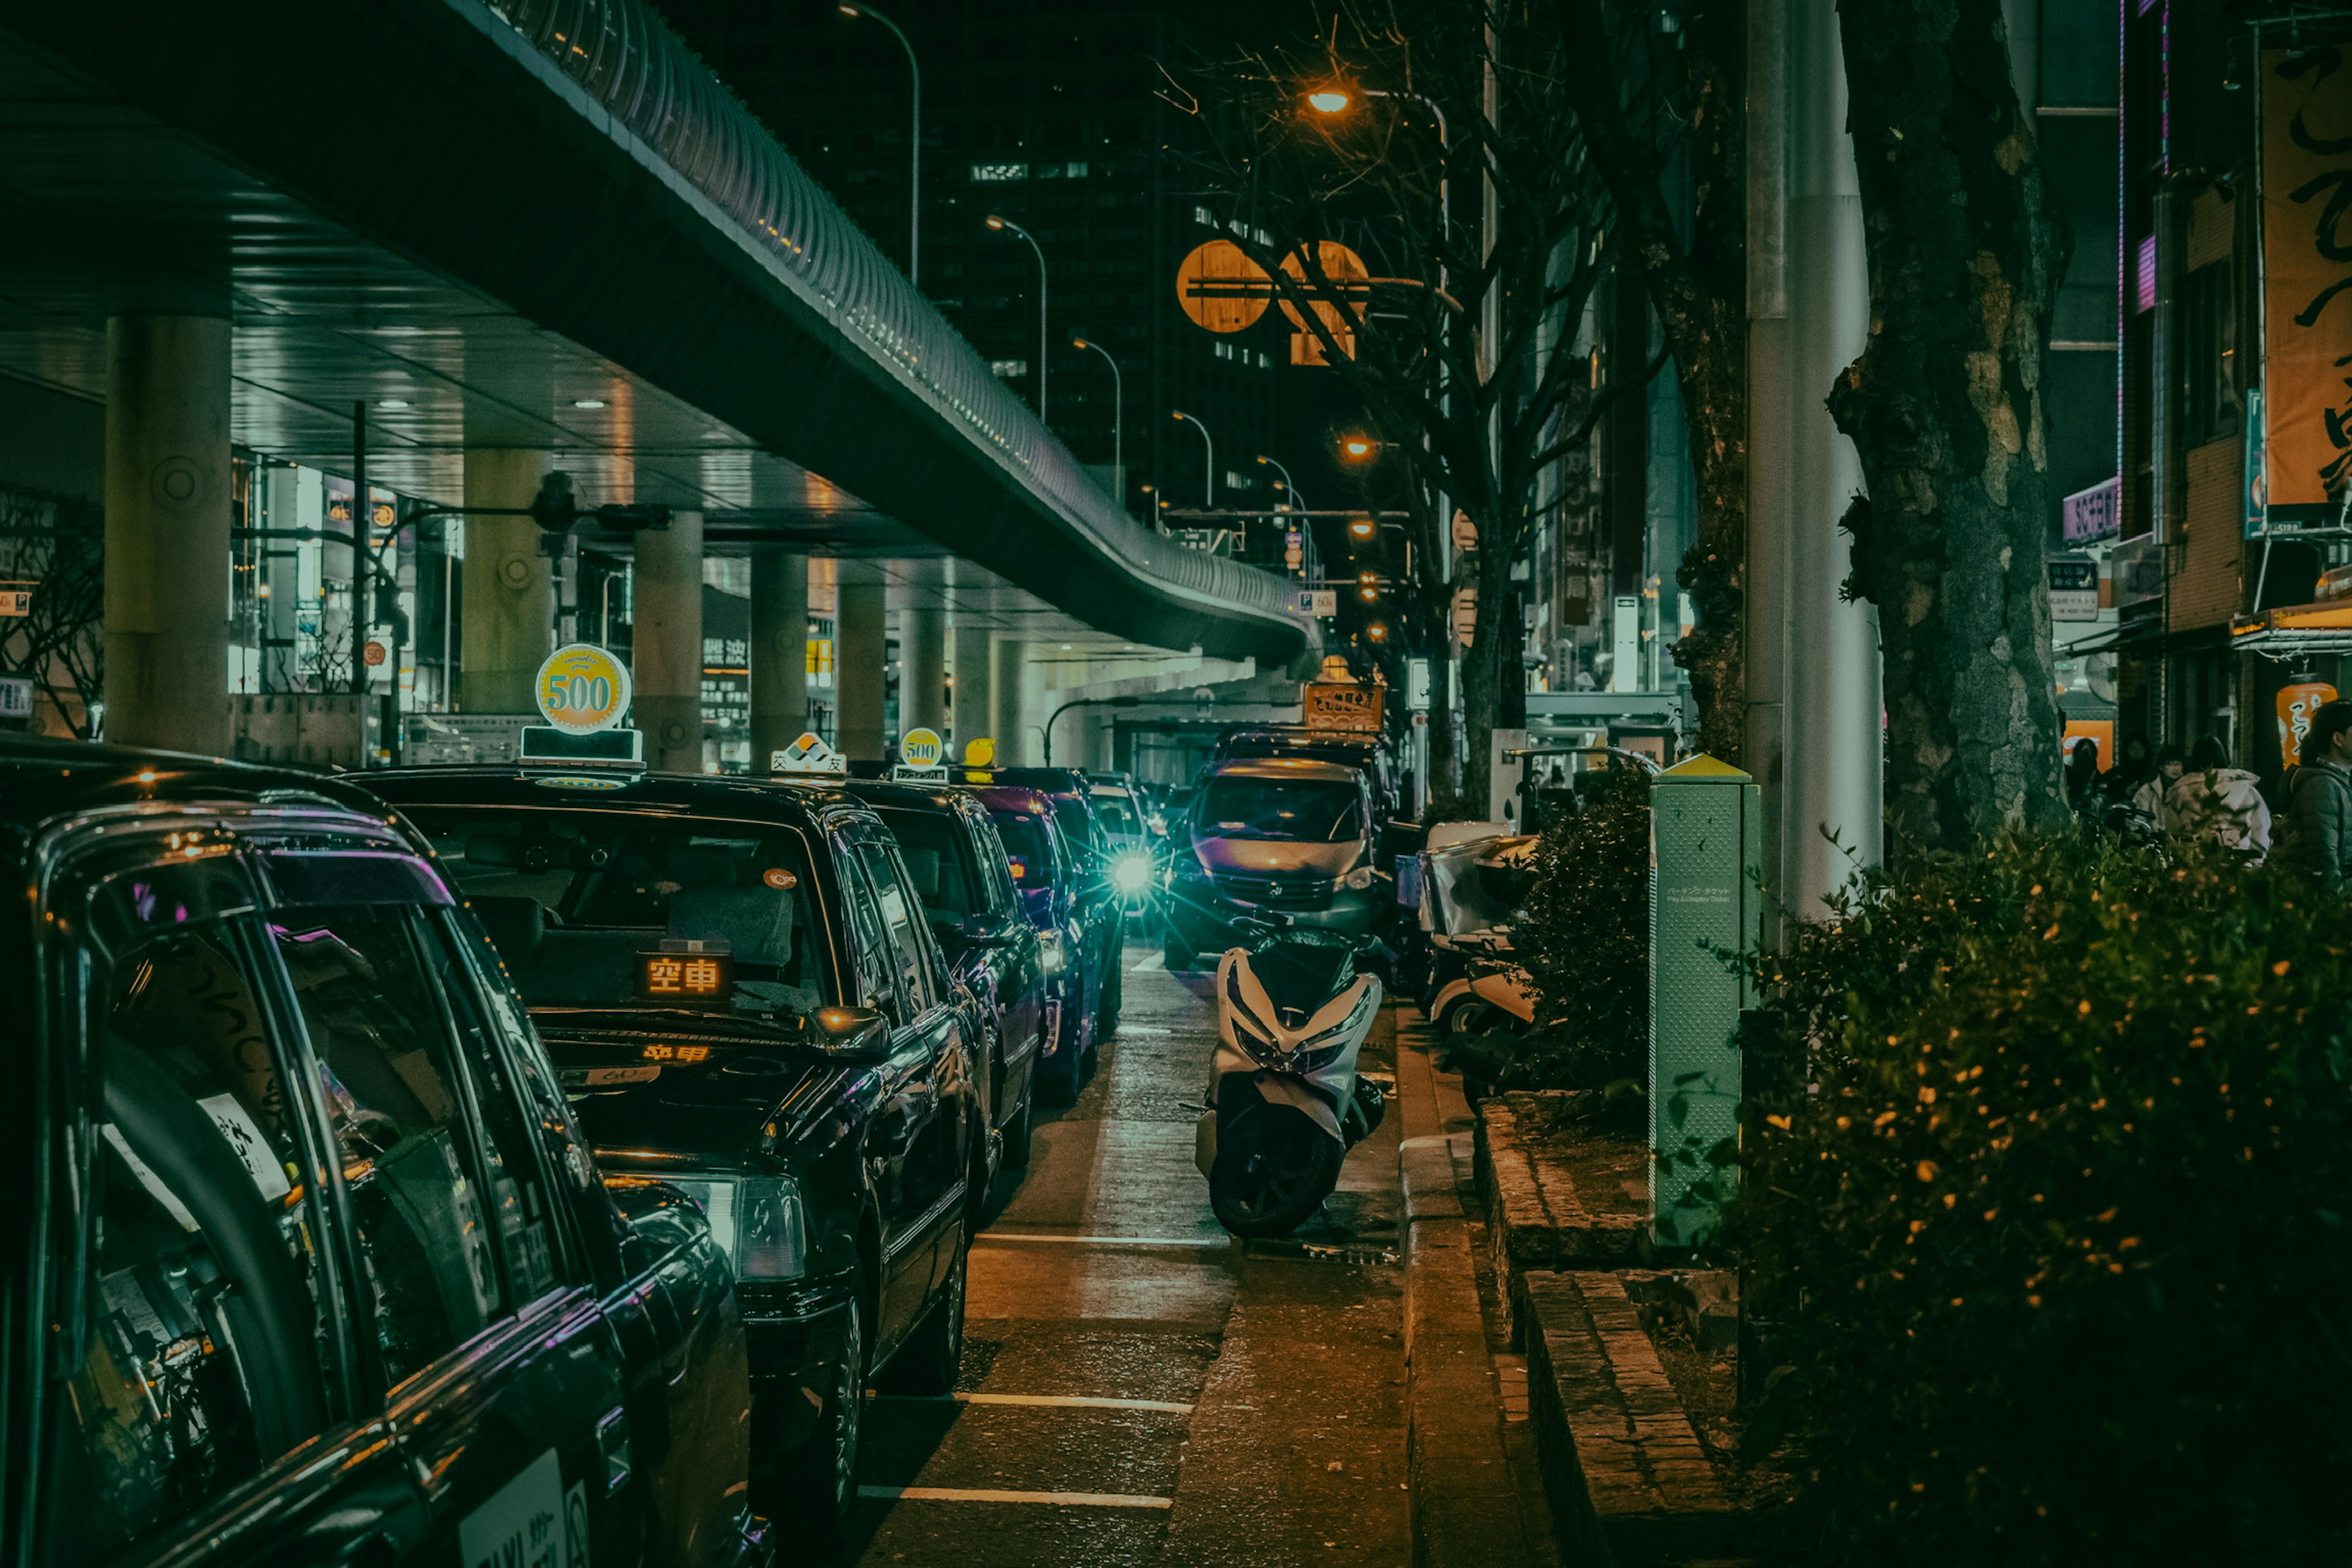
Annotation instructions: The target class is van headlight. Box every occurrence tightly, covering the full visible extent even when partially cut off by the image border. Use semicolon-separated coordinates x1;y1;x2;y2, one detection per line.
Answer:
1341;864;1380;891
1112;851;1156;897
668;1175;807;1281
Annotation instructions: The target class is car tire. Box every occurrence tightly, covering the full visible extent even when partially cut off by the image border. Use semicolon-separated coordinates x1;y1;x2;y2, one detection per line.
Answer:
1162;930;1194;971
1095;954;1123;1040
1001;1074;1035;1170
878;1243;966;1398
1035;1020;1082;1106
769;1268;868;1557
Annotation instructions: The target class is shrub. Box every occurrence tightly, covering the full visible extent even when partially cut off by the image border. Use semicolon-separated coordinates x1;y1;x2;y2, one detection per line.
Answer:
1507;763;1650;1090
1733;832;2352;1563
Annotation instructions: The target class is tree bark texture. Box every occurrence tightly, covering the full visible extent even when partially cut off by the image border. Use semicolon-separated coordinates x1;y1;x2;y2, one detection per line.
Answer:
1562;0;1750;767
1830;0;2070;854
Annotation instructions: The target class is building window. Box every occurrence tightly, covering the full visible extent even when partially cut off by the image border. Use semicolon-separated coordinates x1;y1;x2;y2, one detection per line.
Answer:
1194;204;1216;227
971;162;1029;182
2182;259;2236;445
990;359;1030;379
1035;161;1090;179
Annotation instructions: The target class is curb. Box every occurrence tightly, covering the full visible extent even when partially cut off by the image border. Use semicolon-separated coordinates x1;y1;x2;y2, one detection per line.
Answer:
1392;1007;1545;1568
1475;1093;1646;1338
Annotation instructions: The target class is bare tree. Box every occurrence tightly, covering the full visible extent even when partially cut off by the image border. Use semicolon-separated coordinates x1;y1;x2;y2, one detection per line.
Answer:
1561;0;1749;765
0;492;104;737
1180;0;1649;810
1833;0;2070;852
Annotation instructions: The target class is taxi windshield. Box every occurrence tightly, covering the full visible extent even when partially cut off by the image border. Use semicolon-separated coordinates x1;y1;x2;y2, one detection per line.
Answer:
407;806;834;1018
1091;793;1141;839
1195;777;1364;843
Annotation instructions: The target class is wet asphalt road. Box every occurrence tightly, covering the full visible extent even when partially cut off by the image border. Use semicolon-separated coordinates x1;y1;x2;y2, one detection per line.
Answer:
840;938;1409;1567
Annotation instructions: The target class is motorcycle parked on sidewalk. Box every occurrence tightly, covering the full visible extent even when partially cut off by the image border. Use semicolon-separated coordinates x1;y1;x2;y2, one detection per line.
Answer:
1193;915;1388;1237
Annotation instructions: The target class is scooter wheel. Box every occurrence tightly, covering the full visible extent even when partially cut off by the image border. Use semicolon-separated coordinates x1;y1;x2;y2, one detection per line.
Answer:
1208;1110;1344;1238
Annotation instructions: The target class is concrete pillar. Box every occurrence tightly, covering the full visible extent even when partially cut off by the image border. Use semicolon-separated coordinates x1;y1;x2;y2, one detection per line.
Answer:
104;314;232;753
1749;0;1881;922
751;548;809;771
837;561;888;761
459;449;553;714
901;605;948;736
633;510;704;773
990;639;1027;766
952;623;993;753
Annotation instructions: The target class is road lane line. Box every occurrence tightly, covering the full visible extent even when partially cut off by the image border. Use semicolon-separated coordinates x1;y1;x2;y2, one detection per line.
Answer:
1130;952;1166;972
976;1232;1227;1248
858;1486;1173;1509
1115;1023;1172;1034
870;1392;1196;1414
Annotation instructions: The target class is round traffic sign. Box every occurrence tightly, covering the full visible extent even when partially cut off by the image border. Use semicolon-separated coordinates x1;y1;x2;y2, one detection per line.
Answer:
900;727;945;767
535;643;632;734
1276;242;1371;334
362;640;388;668
1174;239;1272;333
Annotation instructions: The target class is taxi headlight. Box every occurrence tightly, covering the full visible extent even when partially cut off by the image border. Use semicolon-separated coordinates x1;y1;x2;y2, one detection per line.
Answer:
1341;864;1379;892
1112;852;1156;897
1038;929;1066;971
669;1175;807;1281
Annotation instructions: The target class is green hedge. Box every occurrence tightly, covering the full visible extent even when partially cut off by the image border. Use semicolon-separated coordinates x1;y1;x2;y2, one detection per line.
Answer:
1735;834;2352;1562
1506;763;1650;1090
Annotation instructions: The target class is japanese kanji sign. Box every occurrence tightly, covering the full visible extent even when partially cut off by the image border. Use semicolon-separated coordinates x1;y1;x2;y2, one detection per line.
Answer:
2261;47;2352;519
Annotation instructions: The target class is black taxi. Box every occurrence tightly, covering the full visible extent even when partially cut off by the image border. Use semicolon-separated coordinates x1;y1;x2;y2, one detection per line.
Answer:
364;765;981;1550
0;736;764;1567
839;777;1047;1187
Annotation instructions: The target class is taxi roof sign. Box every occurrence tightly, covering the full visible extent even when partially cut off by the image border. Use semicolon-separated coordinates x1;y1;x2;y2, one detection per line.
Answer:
890;764;951;783
535;643;632;735
772;732;847;775
900;727;945;767
962;736;995;768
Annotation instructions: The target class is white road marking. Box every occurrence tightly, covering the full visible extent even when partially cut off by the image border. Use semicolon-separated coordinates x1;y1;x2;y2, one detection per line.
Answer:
870;1392;1195;1414
859;1486;1173;1509
976;1232;1228;1249
1130;952;1166;973
1115;1023;1172;1034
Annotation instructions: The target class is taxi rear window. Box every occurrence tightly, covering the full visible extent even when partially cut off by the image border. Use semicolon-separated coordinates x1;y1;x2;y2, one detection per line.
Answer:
988;811;1055;888
409;807;832;1017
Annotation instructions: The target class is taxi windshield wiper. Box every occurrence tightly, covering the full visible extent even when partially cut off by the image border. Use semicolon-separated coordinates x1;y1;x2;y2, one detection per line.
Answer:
530;1006;807;1042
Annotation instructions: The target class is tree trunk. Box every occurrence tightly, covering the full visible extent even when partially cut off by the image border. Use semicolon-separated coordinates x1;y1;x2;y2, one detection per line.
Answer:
1458;527;1517;813
1830;0;2070;854
1562;0;1749;766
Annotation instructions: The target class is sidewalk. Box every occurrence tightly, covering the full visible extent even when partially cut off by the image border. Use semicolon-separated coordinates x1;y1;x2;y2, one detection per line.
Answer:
1390;1003;1555;1568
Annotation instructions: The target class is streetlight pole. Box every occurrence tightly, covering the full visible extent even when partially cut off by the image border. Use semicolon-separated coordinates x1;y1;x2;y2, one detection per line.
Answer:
1073;336;1123;494
1253;454;1306;514
840;4;920;286
987;215;1048;420
1172;410;1213;508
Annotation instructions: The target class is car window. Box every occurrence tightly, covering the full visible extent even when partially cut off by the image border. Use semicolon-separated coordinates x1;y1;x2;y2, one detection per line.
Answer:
1196;777;1366;843
1091;793;1141;838
409;807;830;1019
973;816;1019;912
987;809;1057;889
856;840;938;1012
834;843;904;1019
268;902;514;1388
1049;797;1096;854
876;807;978;925
53;853;336;1553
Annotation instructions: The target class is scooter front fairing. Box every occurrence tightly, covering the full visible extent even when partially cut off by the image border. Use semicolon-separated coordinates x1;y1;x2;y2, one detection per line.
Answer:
1194;944;1381;1175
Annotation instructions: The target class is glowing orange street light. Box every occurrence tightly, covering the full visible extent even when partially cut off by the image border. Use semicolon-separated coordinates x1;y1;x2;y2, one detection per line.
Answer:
1306;88;1353;114
1366;622;1389;641
1340;435;1378;461
1348;516;1376;540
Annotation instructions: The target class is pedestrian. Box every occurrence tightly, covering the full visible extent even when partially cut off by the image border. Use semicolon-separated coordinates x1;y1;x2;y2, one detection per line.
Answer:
2167;734;2272;854
2064;736;2102;813
2274;698;2352;889
2103;734;2153;806
2131;744;2184;829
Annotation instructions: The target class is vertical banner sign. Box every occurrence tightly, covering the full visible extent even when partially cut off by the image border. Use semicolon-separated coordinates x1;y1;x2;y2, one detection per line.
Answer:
1649;755;1760;1250
2278;680;2340;767
2262;48;2352;522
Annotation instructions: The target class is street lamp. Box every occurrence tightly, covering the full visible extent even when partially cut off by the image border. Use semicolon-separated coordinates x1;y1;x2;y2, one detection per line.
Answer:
1254;454;1306;514
1171;410;1214;507
1073;336;1123;493
1305;86;1450;277
986;215;1049;420
1339;434;1383;462
839;4;921;286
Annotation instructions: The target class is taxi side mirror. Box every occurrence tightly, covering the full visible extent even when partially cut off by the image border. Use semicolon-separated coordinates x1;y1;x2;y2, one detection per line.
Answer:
810;1005;892;1061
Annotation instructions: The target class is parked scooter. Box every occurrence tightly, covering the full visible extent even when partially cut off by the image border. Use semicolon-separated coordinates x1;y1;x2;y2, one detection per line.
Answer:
1194;914;1388;1237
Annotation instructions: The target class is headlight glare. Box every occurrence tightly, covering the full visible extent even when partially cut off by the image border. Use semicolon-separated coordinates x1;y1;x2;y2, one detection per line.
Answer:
1112;851;1155;897
1038;929;1066;971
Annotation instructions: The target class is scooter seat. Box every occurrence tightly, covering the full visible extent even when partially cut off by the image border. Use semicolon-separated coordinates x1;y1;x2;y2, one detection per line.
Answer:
1245;940;1357;1023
